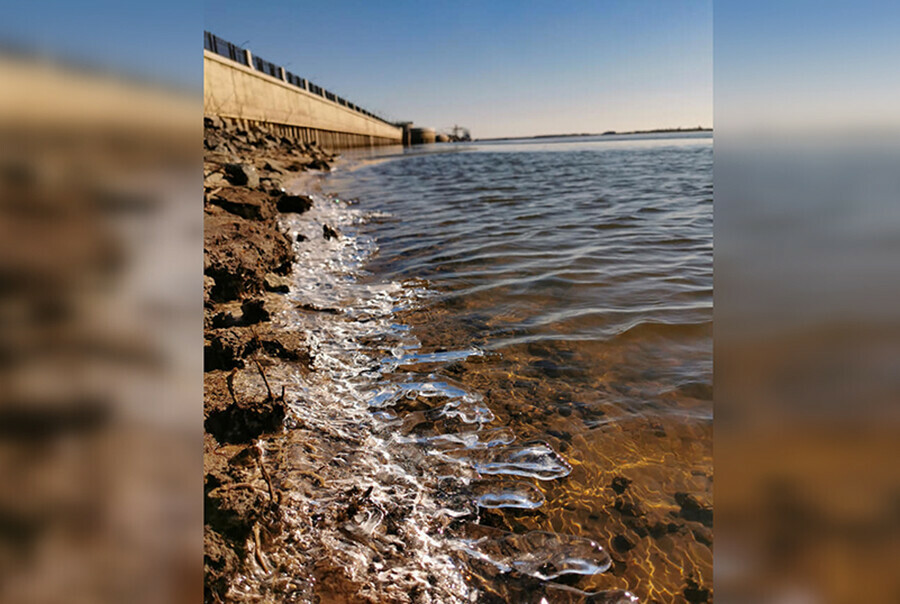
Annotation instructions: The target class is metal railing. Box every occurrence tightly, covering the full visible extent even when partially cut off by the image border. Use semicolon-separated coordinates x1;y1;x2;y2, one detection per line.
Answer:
204;32;249;67
204;31;390;125
252;55;280;79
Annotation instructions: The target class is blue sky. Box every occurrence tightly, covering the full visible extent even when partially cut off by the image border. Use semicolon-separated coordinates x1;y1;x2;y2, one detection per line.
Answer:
205;1;712;138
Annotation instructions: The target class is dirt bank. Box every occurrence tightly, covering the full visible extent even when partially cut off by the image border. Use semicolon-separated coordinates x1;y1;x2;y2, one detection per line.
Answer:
203;118;336;602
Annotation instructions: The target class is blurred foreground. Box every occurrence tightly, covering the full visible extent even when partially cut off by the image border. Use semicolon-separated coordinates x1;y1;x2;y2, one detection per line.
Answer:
716;137;900;602
0;52;201;603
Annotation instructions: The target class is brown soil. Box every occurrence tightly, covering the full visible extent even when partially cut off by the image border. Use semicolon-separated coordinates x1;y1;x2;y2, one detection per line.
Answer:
203;118;334;602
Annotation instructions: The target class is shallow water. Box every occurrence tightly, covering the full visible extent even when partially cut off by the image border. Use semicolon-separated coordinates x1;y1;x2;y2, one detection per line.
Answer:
260;133;712;602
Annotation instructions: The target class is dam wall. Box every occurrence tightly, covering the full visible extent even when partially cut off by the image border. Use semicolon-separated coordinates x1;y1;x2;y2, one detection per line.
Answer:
204;35;402;148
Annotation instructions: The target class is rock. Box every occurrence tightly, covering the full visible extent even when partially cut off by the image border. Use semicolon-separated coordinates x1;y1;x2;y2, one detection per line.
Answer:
264;273;290;294
611;476;632;495
224;163;259;188
674;492;712;527
307;158;331;171
612;534;634;553
240;299;270;324
205;332;246;372
204;115;224;129
613;495;643;518
323;224;339;240
205;397;286;445
209;191;268;220
296;233;307;242
205;171;227;188
204;275;216;303
210;141;235;156
262;158;286;173
276;194;313;214
683;579;710;603
259;177;284;194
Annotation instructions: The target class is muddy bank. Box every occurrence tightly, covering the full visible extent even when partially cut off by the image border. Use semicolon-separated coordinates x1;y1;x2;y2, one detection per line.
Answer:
203;123;472;604
203;119;334;601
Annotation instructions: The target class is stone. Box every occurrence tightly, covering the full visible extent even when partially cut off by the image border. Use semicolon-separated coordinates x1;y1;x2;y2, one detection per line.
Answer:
262;158;286;173
276;194;313;214
240;299;270;324
209;192;268;221
611;476;632;495
224;163;259;188
205;171;227;188
323;224;339;240
307;158;331;171
674;492;712;527
264;273;290;294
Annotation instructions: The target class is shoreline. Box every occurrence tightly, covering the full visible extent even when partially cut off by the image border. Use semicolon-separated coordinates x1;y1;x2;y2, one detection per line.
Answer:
202;122;475;603
203;119;333;601
202;122;704;603
474;127;712;143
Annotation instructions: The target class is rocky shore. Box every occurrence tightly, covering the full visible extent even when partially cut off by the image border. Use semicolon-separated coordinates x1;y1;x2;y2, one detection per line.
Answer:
203;119;336;601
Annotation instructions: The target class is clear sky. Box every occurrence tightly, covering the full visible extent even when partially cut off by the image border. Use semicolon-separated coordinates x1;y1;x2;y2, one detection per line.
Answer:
204;1;712;139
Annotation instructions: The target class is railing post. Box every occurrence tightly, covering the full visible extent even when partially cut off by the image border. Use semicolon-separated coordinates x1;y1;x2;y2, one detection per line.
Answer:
278;66;286;81
244;49;253;68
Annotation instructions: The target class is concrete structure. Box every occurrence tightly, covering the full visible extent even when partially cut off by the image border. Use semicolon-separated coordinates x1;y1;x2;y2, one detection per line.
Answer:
204;48;401;148
409;127;436;145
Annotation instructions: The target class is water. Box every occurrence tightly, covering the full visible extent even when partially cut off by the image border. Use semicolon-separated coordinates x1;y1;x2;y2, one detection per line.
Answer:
248;133;711;603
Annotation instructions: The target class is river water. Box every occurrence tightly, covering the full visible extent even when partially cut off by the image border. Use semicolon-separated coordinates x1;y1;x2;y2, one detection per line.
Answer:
265;132;712;603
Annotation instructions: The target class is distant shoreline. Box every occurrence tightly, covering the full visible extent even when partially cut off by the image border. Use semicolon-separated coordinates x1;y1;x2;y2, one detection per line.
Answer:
474;126;712;143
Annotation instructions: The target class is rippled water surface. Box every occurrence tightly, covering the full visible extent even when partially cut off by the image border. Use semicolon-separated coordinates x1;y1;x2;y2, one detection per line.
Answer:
300;133;712;602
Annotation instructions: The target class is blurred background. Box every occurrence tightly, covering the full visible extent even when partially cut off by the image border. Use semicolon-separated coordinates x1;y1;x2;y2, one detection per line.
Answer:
0;2;201;603
715;1;900;602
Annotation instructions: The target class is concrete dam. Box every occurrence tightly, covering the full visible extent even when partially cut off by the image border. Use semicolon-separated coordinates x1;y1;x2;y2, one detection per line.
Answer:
204;32;402;148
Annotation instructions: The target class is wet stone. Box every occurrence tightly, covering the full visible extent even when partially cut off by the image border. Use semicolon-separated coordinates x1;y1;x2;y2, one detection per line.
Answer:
264;273;291;294
611;534;634;553
307;158;331;171
276;193;313;214
240;299;270;324
323;224;340;240
610;476;632;495
675;492;712;527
